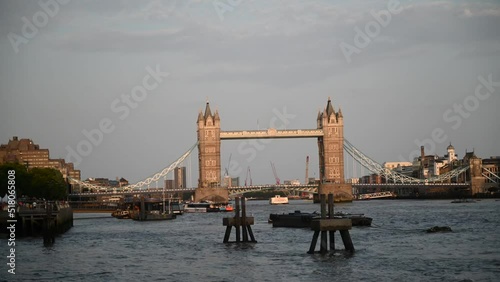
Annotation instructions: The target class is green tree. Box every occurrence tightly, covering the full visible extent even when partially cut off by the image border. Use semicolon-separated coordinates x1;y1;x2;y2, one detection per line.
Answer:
30;168;68;200
0;162;31;197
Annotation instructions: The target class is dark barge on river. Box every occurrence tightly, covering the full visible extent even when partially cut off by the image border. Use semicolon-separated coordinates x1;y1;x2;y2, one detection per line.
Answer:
269;210;372;228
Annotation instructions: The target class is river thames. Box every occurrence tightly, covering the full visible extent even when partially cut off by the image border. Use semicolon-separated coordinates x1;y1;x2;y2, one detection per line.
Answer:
3;199;500;281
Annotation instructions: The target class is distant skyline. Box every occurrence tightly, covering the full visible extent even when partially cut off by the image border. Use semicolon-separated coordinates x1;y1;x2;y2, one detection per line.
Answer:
1;0;499;186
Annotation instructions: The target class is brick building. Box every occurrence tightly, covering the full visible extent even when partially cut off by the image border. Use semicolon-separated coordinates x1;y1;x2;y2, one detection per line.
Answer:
0;136;81;180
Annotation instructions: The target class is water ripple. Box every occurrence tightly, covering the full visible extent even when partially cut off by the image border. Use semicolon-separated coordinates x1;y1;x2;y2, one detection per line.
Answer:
3;199;500;281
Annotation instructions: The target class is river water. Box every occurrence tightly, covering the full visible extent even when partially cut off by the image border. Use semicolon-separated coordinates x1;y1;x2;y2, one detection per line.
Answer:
2;199;500;281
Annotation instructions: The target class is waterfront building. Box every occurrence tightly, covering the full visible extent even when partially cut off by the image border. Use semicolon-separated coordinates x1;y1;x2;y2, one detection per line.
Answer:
165;179;174;189
118;177;129;187
174;166;187;189
383;161;412;170
0;136;81;180
223;175;231;187
410;144;460;178
482;157;500;193
445;143;458;163
383;161;413;177
346;178;359;184
82;177;129;192
231;177;239;187
359;174;382;184
359;144;499;196
223;176;239;187
86;178;111;186
307;177;317;184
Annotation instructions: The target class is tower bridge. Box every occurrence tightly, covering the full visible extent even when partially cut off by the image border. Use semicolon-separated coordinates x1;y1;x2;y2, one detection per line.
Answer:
68;98;478;201
195;98;351;202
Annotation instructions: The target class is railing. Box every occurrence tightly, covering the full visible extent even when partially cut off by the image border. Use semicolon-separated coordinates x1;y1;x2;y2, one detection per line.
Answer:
15;201;69;213
69;187;195;197
69;201;117;211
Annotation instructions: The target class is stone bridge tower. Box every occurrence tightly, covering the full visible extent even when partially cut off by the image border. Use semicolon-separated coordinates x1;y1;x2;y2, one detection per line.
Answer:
197;101;221;188
317;98;344;183
195;101;228;203
317;98;351;201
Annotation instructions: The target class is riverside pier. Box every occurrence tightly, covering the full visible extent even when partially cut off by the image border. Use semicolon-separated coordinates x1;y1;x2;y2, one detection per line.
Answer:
1;201;73;239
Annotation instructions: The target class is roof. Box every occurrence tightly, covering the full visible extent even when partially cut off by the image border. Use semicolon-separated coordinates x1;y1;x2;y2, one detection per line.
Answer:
204;102;212;120
325;97;335;118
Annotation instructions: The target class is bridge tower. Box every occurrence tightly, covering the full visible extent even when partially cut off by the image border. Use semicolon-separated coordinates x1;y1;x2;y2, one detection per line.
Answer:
317;98;352;201
197;101;221;188
317;98;344;183
195;101;228;202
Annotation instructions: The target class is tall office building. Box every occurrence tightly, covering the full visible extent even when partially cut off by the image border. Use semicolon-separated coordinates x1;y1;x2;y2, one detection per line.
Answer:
174;166;187;189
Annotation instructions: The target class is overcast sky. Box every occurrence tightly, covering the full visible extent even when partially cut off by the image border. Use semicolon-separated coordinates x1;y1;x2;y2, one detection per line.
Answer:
1;0;499;186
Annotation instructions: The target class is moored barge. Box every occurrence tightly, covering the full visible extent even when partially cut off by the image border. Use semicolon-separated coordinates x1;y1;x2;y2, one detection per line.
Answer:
269;210;372;228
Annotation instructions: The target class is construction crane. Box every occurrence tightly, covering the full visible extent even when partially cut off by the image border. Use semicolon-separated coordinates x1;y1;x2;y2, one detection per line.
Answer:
305;156;309;185
270;161;280;185
224;153;232;177
245;166;252;186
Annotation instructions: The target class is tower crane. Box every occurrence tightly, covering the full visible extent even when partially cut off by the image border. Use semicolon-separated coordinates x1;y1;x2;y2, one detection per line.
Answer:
305;156;309;185
224;153;232;177
270;161;280;185
245;166;252;186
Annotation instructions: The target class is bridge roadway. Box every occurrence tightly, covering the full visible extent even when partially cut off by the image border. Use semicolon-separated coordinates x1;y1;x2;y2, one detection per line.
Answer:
68;185;319;197
220;128;324;139
68;183;469;197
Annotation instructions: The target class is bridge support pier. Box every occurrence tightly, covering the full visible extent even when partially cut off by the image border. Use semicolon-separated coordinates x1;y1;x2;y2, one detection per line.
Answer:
308;194;354;254
314;183;353;203
194;187;229;203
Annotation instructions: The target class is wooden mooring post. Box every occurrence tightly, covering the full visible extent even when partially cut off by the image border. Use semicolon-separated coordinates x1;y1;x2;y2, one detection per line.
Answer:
43;201;55;246
223;196;257;243
308;193;354;254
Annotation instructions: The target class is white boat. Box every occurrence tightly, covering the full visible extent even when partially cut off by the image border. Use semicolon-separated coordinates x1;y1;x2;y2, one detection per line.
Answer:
269;195;289;205
184;207;207;213
183;202;209;213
